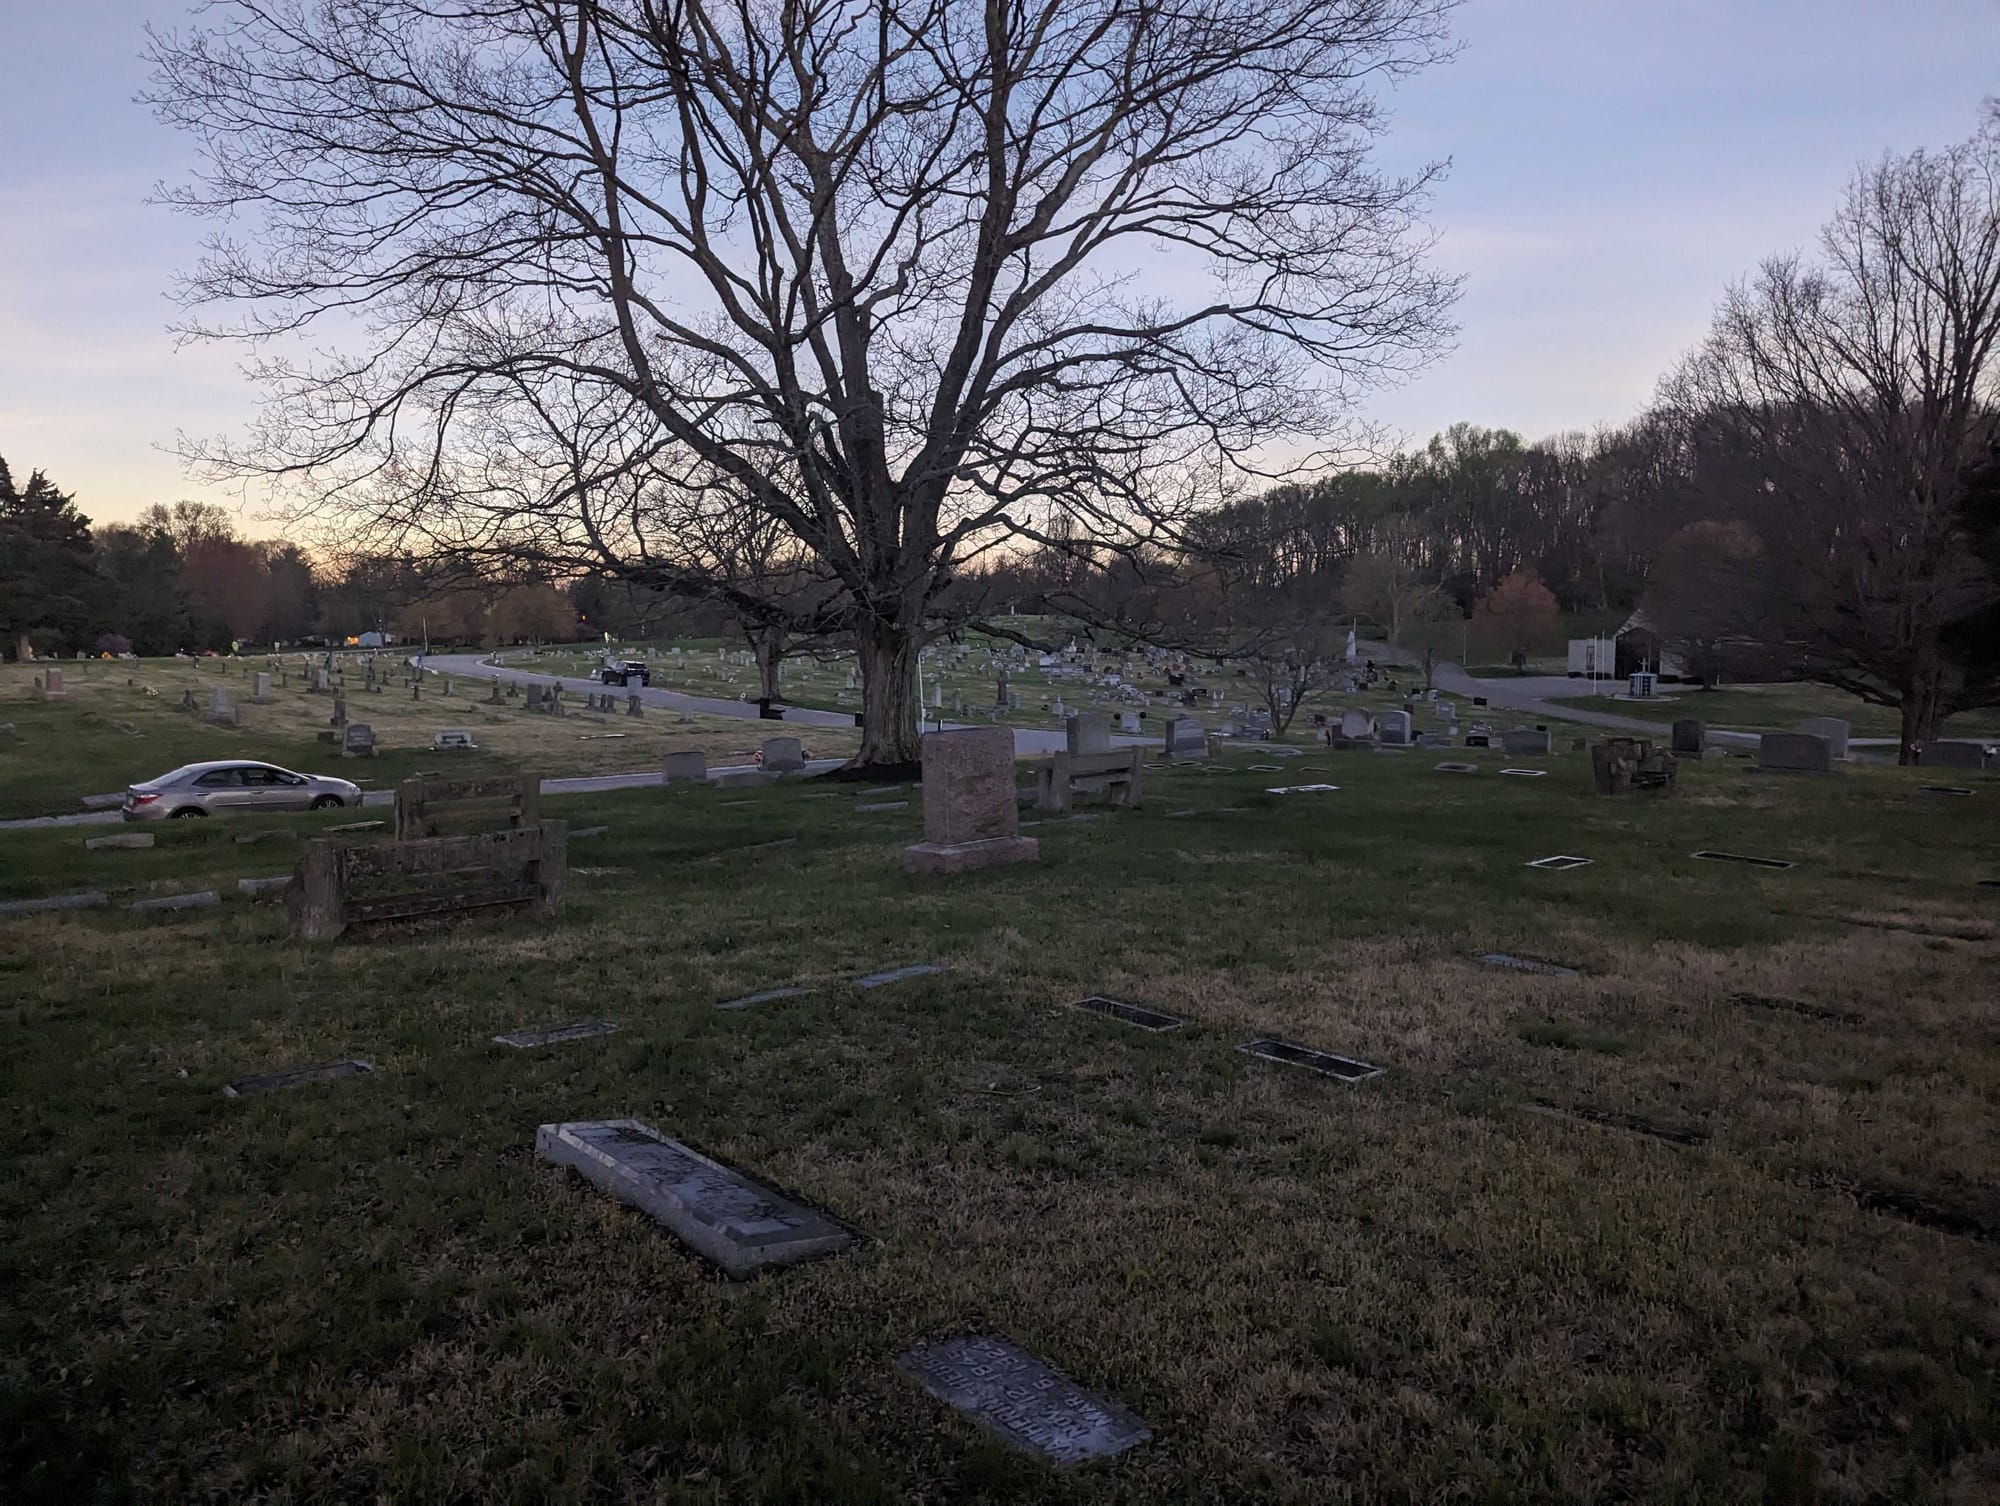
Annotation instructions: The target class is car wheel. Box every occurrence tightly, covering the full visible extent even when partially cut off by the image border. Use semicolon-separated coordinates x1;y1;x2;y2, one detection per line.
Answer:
169;807;207;819
310;795;344;811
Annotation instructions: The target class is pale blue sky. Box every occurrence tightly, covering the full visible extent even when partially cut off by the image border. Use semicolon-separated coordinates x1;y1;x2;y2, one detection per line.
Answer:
0;0;1994;525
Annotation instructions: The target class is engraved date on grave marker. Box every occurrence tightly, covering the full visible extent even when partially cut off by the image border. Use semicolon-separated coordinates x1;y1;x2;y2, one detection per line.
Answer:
897;1334;1152;1465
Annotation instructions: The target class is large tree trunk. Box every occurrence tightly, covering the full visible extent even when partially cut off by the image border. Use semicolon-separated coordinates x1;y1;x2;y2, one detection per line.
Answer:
1898;687;1945;767
854;622;923;767
751;629;783;702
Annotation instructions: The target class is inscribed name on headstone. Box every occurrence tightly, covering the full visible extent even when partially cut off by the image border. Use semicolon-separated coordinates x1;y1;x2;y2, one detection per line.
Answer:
897;1335;1153;1465
535;1119;852;1278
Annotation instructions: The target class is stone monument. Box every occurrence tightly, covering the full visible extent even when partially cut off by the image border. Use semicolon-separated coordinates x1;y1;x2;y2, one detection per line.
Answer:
903;727;1040;875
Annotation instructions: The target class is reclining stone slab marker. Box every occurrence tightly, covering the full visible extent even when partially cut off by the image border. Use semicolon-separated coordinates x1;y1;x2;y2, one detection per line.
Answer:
535;1119;852;1278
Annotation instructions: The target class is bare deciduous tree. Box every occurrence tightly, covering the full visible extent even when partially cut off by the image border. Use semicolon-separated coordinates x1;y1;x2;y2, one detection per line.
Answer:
148;0;1458;764
1661;121;2000;759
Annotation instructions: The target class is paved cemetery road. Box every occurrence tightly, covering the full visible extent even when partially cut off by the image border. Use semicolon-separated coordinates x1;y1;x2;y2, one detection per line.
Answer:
421;653;1147;759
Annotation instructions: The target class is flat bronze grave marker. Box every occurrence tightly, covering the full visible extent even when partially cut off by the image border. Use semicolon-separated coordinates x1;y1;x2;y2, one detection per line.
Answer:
1264;784;1339;795
1237;1037;1382;1082
1527;1098;1705;1147
1693;850;1795;870
493;1020;620;1048
1478;952;1579;977
855;963;943;989
717;985;811;1010
536;1119;852;1278
897;1334;1153;1465
225;1058;373;1098
1726;991;1861;1025
1072;995;1182;1032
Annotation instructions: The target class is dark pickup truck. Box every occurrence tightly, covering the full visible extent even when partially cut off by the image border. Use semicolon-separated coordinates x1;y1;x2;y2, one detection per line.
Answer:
598;659;651;687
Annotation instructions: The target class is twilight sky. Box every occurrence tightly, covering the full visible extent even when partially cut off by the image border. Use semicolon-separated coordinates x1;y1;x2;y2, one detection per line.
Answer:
0;0;1994;528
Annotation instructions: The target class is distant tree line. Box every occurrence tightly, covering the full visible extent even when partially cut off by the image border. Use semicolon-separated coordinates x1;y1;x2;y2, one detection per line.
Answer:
0;478;585;658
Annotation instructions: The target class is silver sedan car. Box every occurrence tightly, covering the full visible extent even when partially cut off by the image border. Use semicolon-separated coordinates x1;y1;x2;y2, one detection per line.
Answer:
122;760;363;820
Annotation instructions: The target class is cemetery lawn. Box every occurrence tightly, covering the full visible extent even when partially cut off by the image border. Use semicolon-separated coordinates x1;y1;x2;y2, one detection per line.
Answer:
1552;682;2000;741
4;750;1999;1502
0;662;859;821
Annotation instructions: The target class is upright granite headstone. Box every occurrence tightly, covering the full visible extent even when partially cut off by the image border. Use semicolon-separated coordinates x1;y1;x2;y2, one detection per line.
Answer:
206;686;234;724
1337;708;1376;742
1671;718;1704;755
1066;712;1112;755
341;722;377;757
627;693;643;717
762;736;805;773
663;750;707;784
251;672;272;703
904;726;1040;875
1377;710;1412;747
40;667;65;701
1920;739;1996;771
1163;716;1207;759
1118;711;1141;735
1500;726;1552;756
1757;732;1830;774
1796;716;1850;761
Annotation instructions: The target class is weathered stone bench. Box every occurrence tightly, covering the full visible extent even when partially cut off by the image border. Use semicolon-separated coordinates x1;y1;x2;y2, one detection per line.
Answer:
393;772;539;841
287;821;567;940
1034;747;1143;814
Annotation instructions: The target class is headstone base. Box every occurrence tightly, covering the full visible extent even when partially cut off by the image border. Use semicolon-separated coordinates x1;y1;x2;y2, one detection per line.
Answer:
902;835;1040;875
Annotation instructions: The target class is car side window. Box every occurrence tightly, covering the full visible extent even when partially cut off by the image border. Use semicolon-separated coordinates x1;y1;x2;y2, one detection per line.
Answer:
239;767;279;787
193;769;239;788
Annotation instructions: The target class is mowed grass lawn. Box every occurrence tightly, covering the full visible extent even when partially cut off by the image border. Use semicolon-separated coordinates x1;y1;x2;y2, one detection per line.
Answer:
2;747;1998;1502
1551;683;2000;741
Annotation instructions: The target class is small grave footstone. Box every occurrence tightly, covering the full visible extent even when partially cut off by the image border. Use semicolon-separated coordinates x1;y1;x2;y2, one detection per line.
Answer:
855;963;943;988
1478;952;1579;976
1264;783;1338;794
130;890;221;912
717;986;811;1010
1498;768;1546;778
535;1119;852;1278
493;1020;619;1048
1073;996;1181;1031
1693;850;1794;870
1237;1037;1383;1082
226;1058;373;1097
1434;761;1480;774
897;1335;1152;1466
237;875;291;898
857;800;909;813
1919;784;1975;797
84;832;154;851
571;825;608;839
326;819;384;834
0;892;110;917
1525;854;1591;871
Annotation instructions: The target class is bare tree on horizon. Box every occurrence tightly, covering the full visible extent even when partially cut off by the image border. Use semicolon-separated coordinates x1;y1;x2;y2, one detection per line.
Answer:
148;0;1458;764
